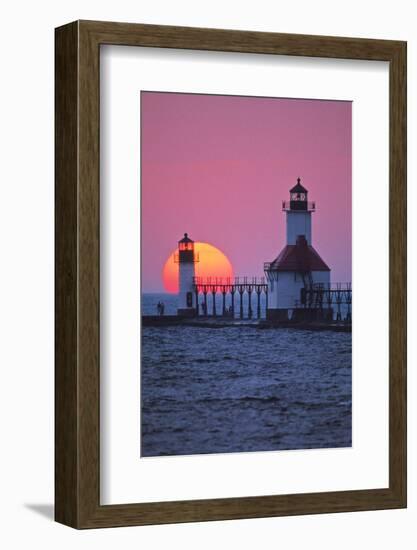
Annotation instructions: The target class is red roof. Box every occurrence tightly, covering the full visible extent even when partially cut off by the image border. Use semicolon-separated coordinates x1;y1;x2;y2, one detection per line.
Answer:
269;238;330;272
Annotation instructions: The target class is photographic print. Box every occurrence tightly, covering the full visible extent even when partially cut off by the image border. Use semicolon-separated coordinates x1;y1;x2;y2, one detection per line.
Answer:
141;91;352;457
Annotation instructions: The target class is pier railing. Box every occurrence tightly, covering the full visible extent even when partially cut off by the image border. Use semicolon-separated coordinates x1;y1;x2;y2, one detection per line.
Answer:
190;276;351;322
192;276;268;319
193;276;266;288
298;282;352;322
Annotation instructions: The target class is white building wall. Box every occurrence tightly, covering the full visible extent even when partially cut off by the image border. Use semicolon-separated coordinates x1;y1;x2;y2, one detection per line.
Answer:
286;211;312;244
268;272;304;309
268;270;331;310
178;262;196;309
312;270;331;286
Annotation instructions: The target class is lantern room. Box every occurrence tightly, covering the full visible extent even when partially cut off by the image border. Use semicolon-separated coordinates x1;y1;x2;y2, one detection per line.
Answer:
178;232;194;251
175;233;197;264
282;178;315;212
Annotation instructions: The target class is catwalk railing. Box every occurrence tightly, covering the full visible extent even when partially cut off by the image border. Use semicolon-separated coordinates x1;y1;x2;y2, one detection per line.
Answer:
297;282;352;322
191;277;352;322
282;200;316;212
192;276;268;319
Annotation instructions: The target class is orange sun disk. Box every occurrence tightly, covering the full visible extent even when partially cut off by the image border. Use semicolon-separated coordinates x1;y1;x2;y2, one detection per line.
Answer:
162;242;234;293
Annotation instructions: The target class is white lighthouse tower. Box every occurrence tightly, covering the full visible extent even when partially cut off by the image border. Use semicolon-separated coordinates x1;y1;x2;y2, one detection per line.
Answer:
176;233;198;317
264;178;331;320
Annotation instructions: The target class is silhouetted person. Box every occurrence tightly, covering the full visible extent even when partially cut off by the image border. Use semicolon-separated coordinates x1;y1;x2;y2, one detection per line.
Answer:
160;302;165;316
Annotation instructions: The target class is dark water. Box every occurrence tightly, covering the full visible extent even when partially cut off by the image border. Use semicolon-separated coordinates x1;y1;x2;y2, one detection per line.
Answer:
141;294;352;457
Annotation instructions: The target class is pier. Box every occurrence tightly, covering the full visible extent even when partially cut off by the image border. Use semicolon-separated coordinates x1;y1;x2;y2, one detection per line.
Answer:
142;315;351;332
142;278;352;331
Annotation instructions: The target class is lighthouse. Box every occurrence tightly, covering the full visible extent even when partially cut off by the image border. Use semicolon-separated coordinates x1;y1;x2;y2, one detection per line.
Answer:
176;233;198;317
264;178;331;320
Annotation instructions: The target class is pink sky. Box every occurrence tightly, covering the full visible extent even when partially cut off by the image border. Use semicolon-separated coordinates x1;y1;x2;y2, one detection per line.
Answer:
141;92;351;292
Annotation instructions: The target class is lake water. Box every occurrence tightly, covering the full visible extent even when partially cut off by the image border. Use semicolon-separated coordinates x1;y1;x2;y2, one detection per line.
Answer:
141;293;352;457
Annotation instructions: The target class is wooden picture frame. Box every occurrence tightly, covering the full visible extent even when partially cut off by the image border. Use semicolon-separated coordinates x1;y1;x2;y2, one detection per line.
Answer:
55;20;406;529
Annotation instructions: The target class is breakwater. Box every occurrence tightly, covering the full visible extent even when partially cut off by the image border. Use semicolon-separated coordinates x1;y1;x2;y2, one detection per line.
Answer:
142;315;351;332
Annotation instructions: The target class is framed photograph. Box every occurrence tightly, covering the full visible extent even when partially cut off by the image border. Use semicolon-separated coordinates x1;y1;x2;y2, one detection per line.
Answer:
55;20;406;528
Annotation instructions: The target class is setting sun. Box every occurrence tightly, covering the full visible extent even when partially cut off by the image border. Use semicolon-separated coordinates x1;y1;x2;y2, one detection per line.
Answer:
162;242;234;293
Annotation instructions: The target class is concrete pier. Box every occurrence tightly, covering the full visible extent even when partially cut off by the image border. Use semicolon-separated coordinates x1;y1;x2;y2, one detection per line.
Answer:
142;315;351;332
